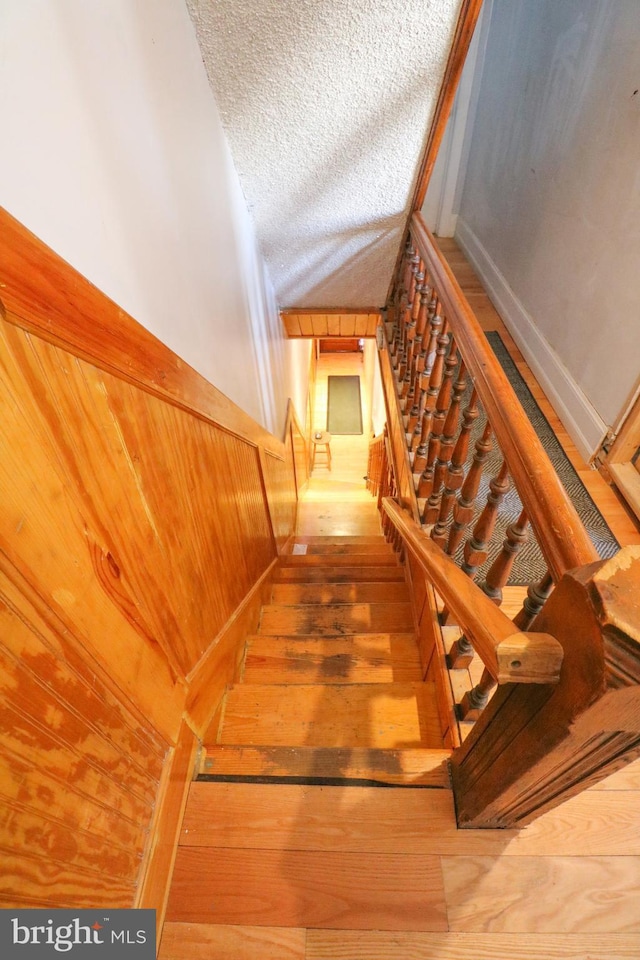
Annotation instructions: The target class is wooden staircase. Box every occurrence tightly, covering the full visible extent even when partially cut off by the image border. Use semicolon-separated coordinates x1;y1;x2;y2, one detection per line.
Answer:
162;535;454;947
204;535;446;770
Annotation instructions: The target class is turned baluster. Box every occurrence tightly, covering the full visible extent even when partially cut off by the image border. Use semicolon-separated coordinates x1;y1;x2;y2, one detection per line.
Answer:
458;667;496;721
415;321;450;489
409;379;428;450
390;294;407;369
391;246;417;366
446;424;494;563
461;461;510;579
406;360;424;435
424;350;465;525
421;292;439;376
432;387;479;550
414;281;431;368
409;264;424;334
450;508;529;673
403;253;421;337
413;312;445;474
405;337;421;398
441;461;526;636
400;275;422;394
388;262;405;360
513;571;554;630
480;509;529;604
457;515;529;715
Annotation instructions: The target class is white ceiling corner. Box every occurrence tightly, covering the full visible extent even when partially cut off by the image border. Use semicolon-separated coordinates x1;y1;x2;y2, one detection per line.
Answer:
186;0;462;308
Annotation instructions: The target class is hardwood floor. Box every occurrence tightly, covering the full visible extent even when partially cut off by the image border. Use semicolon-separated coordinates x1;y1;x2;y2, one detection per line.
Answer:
159;252;640;960
296;350;382;537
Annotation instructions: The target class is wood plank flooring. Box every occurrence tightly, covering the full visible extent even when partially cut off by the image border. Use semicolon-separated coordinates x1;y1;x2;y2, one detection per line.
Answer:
160;254;640;960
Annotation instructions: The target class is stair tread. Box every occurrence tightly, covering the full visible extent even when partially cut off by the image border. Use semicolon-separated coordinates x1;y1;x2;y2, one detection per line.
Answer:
217;682;443;748
244;634;422;684
259;602;414;636
199;744;451;787
278;554;399;567
289;535;389;545
274;565;406;583
285;542;394;556
182;782;457;853
271;581;410;604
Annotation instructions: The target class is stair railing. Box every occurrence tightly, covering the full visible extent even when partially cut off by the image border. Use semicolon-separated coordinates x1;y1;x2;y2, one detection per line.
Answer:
383;498;563;685
365;431;386;498
383;212;599;715
377;213;640;828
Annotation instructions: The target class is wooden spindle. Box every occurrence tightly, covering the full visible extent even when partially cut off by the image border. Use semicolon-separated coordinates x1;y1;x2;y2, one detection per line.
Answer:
513;571;554;630
411;303;441;461
458;667;496;721
446;422;493;557
399;340;416;397
409;264;424;335
424;350;464;525
422;292;439;375
391;245;417;367
480;509;530;604
416;323;451;495
461;461;510;579
414;279;431;350
406;360;424;435
447;631;475;670
409;380;428;451
432;386;479;550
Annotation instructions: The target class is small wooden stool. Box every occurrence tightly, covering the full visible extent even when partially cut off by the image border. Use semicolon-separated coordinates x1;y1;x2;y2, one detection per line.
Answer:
311;431;332;471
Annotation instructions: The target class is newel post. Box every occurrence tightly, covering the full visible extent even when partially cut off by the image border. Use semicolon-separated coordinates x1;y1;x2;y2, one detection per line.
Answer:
450;546;640;828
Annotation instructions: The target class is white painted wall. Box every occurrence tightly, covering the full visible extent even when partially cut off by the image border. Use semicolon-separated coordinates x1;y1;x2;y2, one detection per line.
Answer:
455;0;640;459
0;0;305;436
422;0;492;238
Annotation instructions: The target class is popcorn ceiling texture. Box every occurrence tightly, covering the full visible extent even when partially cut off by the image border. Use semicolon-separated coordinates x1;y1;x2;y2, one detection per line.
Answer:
186;0;461;308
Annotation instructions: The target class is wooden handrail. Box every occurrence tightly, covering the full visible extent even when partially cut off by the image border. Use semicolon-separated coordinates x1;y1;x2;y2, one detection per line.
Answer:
382;497;563;685
409;212;598;580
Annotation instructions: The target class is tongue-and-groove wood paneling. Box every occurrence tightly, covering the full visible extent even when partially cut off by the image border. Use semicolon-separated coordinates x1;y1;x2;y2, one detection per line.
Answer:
0;208;298;911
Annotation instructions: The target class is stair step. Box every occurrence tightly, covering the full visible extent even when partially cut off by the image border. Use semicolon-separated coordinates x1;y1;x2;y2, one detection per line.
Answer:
200;745;451;787
217;682;443;748
278;553;399;567
273;565;405;583
259;602;414;636
271;581;410;604
243;634;422;684
182;782;455;852
286;540;394;556
288;535;390;546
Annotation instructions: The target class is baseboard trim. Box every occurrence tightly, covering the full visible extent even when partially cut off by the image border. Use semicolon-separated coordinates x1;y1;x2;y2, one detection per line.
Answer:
184;558;277;737
455;218;608;462
135;720;199;951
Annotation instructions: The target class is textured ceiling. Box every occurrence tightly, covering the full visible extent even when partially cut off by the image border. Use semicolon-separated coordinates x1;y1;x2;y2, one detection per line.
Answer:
187;0;461;308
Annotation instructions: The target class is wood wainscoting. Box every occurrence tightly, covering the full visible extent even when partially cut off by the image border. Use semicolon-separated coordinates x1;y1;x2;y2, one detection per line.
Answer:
0;208;298;918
